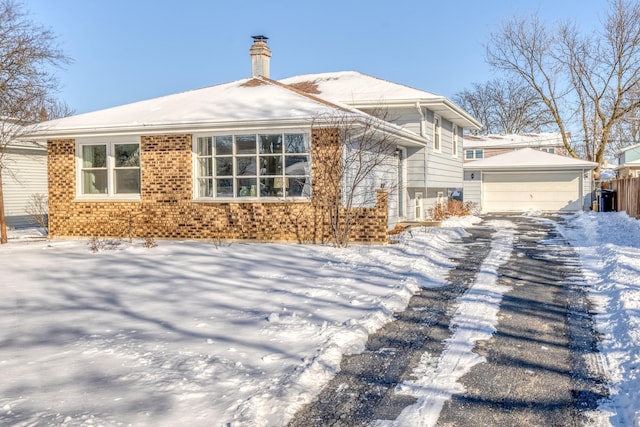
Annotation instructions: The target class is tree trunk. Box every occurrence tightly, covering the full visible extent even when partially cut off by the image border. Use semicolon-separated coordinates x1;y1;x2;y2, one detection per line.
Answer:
0;167;7;244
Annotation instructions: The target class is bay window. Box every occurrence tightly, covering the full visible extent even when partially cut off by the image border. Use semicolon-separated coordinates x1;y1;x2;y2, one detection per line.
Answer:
195;132;311;199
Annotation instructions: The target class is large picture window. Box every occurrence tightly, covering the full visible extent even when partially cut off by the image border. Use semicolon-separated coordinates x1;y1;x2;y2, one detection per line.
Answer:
78;140;140;198
195;132;311;199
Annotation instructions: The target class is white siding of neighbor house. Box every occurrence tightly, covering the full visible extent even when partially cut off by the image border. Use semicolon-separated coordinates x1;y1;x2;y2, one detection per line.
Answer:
1;147;48;228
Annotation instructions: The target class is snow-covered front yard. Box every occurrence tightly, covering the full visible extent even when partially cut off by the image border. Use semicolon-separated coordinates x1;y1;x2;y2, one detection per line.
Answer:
1;212;639;426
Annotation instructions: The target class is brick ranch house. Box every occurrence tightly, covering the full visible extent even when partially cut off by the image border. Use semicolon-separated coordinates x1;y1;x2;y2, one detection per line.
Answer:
26;36;480;244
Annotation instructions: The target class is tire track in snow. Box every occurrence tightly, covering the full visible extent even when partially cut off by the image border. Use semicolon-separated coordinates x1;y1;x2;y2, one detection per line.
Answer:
379;219;516;427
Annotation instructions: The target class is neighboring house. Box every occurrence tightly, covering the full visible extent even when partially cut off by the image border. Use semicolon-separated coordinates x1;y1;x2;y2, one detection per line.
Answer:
615;143;640;178
1;139;47;228
25;37;480;243
463;132;568;163
464;148;597;213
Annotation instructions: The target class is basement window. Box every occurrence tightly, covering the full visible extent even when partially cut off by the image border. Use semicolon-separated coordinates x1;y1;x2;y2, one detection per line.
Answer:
194;132;311;200
77;139;141;198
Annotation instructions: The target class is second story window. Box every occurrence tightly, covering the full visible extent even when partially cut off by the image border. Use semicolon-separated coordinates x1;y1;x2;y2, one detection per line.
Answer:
541;147;555;154
465;149;483;160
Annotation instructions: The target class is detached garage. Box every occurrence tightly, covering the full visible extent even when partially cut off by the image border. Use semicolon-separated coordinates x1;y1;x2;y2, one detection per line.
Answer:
463;148;597;213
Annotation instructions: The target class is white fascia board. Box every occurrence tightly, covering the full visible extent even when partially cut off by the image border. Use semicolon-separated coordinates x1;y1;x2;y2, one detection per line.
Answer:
346;98;482;130
21;118;317;140
464;164;597;171
23;116;428;148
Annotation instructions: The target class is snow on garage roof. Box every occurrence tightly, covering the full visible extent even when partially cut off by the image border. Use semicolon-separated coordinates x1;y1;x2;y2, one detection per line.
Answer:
280;71;482;130
464;148;597;170
463;132;567;148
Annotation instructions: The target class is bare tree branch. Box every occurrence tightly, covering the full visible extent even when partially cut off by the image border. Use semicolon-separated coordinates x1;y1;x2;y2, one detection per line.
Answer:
486;0;640;176
311;109;398;247
453;77;556;134
0;0;71;243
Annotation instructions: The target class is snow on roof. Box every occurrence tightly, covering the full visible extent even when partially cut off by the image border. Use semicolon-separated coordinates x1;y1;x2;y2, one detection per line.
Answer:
463;132;566;148
26;78;367;138
280;71;482;130
280;71;441;103
24;70;480;138
464;147;597;170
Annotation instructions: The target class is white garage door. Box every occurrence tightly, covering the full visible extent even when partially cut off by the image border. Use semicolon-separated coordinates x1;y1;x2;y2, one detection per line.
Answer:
483;171;581;212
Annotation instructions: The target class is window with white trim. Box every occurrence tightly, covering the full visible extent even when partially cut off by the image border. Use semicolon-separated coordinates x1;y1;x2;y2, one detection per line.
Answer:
195;132;311;199
452;125;458;157
465;149;483;160
541;147;555;154
433;115;441;151
78;140;140;197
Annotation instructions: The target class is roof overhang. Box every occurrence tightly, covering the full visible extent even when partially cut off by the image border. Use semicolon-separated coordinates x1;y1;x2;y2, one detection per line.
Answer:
464;163;597;171
22;115;428;148
616;142;640;156
346;98;482;130
22;118;326;140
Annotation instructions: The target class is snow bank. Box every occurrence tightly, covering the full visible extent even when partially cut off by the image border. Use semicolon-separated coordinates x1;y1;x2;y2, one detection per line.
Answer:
557;212;640;427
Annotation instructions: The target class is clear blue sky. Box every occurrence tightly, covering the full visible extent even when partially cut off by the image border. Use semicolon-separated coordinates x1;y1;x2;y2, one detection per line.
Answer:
24;0;607;115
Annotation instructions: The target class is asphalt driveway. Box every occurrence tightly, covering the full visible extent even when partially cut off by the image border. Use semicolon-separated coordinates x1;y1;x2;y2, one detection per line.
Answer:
288;215;606;426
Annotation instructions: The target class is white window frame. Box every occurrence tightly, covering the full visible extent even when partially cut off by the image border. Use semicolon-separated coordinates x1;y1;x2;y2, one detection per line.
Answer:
465;149;475;160
76;137;141;200
541;147;555;154
433;115;441;152
452;125;458;157
193;131;312;201
465;148;484;160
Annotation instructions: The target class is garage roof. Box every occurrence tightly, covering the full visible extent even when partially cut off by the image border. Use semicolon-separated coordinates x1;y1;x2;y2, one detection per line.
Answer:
464;148;597;170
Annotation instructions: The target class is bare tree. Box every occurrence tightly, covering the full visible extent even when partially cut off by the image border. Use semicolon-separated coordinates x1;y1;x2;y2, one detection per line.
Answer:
454;82;496;135
486;0;640;177
310;110;398;247
0;0;70;243
454;78;556;135
608;89;640;155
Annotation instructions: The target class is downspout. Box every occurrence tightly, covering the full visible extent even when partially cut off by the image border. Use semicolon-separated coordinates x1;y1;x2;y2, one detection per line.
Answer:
416;102;429;190
416;101;425;137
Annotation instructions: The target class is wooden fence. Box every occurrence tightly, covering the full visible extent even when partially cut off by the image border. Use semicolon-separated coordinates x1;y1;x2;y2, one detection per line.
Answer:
611;176;640;219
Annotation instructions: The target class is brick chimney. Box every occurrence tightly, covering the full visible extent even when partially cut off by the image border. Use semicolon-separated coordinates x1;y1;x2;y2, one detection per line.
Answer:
250;35;271;78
